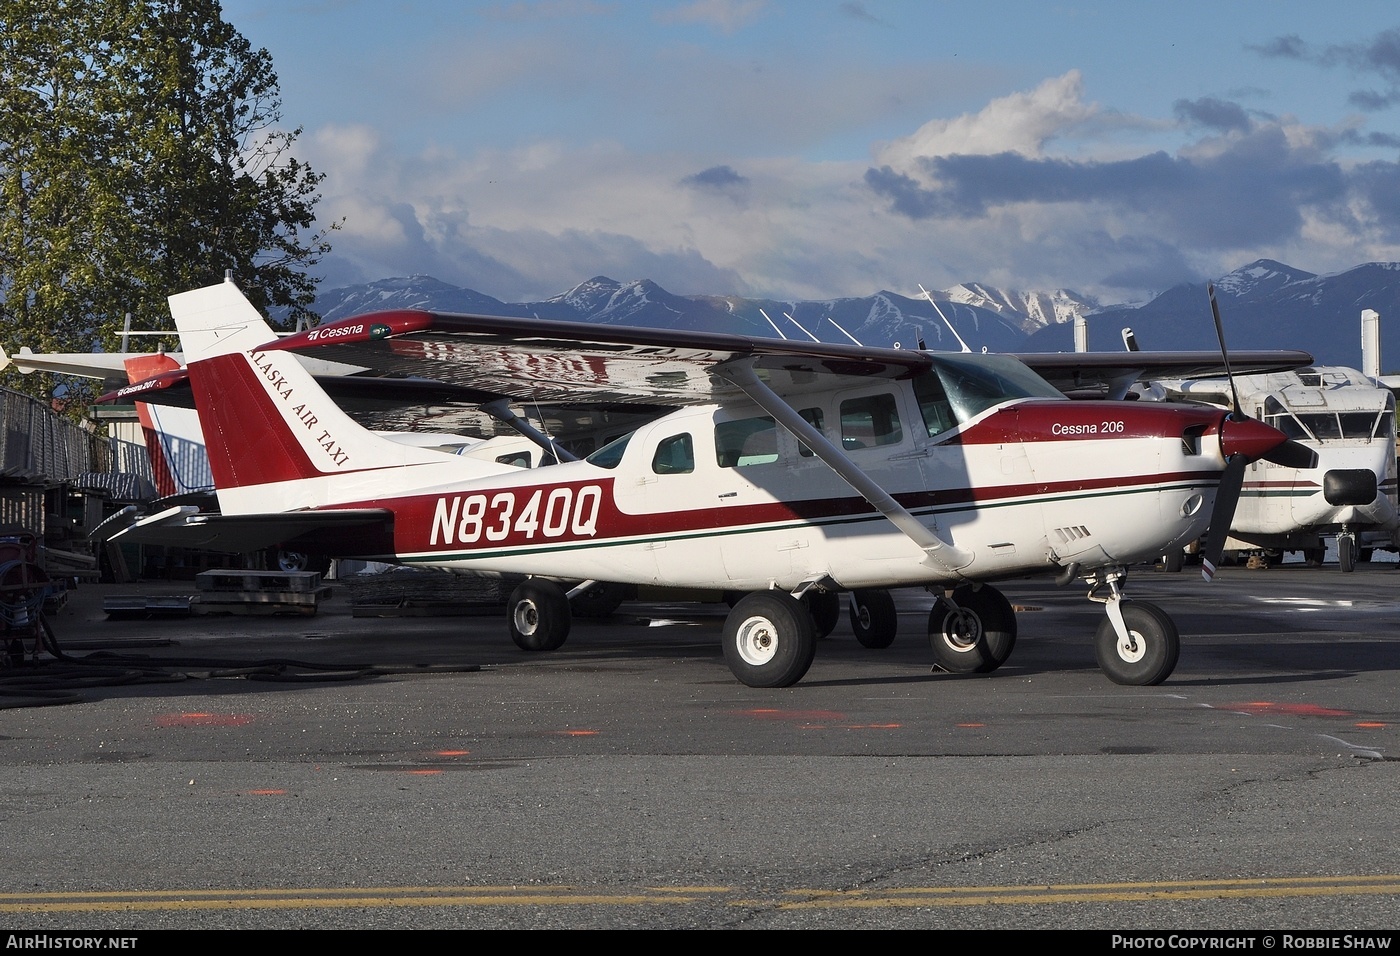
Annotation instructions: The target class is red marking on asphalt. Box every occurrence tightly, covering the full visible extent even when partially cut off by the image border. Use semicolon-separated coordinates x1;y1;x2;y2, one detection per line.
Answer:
247;789;287;796
155;713;254;727
555;729;600;736
436;749;471;756
1218;702;1352;718
404;769;443;776
737;709;848;722
847;723;902;730
956;722;986;728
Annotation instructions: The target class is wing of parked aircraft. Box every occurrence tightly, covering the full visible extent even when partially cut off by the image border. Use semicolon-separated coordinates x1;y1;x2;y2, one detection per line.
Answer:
1015;350;1315;400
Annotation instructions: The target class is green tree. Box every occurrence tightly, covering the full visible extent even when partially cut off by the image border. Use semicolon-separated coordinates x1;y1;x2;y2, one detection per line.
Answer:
0;0;336;399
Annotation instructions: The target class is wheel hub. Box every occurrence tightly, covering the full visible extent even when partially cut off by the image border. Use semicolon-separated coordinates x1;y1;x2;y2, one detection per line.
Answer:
514;601;540;636
735;615;778;666
1115;630;1146;663
941;609;982;651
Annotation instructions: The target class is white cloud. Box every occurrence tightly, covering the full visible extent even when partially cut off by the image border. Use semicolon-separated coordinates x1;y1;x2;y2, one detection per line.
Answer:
875;71;1101;170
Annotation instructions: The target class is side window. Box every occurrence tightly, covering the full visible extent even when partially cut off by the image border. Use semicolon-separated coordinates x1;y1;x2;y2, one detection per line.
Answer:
797;407;824;457
840;393;903;450
912;372;955;438
652;433;695;474
715;416;778;468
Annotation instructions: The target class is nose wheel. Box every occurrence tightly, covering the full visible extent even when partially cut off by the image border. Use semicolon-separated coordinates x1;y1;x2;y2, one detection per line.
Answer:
1087;570;1180;685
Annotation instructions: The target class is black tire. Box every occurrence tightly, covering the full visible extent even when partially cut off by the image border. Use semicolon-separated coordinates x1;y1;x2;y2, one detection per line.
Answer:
928;584;1017;674
848;589;897;648
1338;535;1357;573
1094;600;1179;686
1162;549;1184;573
508;579;572;651
722;591;816;688
802;590;841;639
570;581;632;618
268;548;330;576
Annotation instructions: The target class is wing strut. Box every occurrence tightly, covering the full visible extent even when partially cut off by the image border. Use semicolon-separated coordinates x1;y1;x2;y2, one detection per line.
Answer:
479;399;581;463
713;358;974;575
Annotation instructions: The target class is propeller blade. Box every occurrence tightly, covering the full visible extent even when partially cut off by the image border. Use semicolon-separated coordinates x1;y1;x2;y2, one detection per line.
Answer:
1201;454;1248;582
1207;283;1243;419
1262;438;1319;470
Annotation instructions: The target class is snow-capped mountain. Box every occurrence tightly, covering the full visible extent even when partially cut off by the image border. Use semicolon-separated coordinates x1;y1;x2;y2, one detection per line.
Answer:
943;283;1099;333
308;259;1400;371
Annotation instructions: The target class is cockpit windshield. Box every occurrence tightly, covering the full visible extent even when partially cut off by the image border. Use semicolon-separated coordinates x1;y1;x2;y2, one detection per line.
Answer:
585;431;633;469
1262;396;1389;443
928;353;1064;423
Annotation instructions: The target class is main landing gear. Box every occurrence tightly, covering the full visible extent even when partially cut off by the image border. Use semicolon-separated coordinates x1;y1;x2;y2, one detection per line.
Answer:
927;583;1017;674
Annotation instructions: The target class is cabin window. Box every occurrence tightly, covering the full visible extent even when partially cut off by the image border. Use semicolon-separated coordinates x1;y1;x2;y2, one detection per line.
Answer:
912;372;956;438
495;452;532;468
652;433;695;474
715;416;778;468
586;431;633;469
797;407;824;457
839;393;903;449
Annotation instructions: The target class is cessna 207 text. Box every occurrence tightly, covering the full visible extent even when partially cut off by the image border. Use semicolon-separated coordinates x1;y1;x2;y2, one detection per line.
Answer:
142;278;1311;689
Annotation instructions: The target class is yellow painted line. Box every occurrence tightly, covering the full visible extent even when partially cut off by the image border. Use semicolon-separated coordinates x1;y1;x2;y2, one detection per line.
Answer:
770;876;1400;909
2;877;1397;914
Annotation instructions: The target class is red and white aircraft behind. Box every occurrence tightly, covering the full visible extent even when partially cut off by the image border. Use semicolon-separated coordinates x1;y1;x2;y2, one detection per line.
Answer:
127;278;1311;689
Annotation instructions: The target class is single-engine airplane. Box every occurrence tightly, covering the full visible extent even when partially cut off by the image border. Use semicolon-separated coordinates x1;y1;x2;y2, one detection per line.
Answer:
118;278;1314;688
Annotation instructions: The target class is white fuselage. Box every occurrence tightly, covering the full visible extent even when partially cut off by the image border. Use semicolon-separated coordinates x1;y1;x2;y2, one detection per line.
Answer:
1149;368;1399;550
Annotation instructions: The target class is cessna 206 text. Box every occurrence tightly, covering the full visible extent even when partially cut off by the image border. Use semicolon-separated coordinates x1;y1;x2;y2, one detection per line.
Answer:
148;278;1309;689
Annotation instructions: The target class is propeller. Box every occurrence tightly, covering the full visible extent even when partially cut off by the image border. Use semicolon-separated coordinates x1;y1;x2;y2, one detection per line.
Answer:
1199;285;1319;580
1201;453;1246;583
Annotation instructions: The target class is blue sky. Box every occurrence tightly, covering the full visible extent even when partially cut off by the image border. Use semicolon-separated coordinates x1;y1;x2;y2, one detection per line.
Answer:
221;0;1400;306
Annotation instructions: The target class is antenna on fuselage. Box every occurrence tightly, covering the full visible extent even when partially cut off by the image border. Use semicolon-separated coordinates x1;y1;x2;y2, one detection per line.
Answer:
827;317;863;346
783;311;821;343
918;283;971;353
758;308;788;340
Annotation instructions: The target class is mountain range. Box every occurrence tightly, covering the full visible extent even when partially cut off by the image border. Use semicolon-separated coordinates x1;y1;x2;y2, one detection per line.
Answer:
308;259;1400;372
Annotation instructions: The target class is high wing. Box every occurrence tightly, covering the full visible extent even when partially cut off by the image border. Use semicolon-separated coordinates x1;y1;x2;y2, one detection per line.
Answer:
99;352;672;439
1015;350;1315;400
259;310;935;405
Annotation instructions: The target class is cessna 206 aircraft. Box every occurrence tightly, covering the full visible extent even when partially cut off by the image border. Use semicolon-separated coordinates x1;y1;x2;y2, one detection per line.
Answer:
121;278;1313;689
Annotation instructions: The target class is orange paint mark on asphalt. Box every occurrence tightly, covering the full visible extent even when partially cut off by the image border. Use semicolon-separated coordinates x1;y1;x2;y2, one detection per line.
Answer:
1355;722;1387;729
247;789;287;796
956;722;986;729
1219;702;1352;718
155;713;254;727
436;750;471;756
737;709;847;722
404;769;443;776
556;729;600;737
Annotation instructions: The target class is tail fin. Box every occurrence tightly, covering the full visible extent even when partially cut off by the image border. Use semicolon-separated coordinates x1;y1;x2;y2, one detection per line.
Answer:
169;278;462;513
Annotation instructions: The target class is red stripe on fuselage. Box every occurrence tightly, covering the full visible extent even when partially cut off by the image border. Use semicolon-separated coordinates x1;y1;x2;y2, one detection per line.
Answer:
325;466;1219;557
949;401;1224;444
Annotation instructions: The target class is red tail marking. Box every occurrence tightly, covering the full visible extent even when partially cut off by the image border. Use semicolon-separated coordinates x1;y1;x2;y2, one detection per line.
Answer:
189;353;321;487
124;354;184;497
